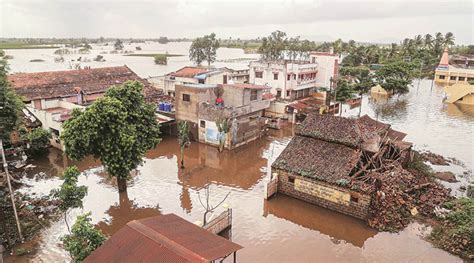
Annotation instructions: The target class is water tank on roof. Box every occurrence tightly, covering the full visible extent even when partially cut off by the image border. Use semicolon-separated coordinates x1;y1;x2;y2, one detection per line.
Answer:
159;102;164;111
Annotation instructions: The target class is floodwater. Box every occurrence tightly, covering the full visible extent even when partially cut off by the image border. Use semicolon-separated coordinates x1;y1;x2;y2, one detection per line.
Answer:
4;43;473;262
4;41;258;78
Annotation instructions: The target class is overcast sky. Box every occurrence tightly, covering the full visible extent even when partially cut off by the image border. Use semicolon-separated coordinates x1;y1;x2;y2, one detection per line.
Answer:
1;0;473;44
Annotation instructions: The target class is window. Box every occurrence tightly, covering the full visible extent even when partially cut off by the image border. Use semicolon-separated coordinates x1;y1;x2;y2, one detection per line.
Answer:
450;76;457;80
287;74;291;80
200;120;206;128
458;77;465;81
198;78;205;84
223;75;228;84
468;77;474;82
350;194;359;203
250;90;258;101
288;176;295;184
438;75;445;79
273;73;278;80
286;90;290;97
182;93;190;102
255;71;263;78
293;75;296;80
277;90;282;98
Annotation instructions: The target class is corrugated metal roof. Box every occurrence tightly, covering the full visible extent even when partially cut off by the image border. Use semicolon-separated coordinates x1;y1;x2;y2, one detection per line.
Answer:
85;214;242;263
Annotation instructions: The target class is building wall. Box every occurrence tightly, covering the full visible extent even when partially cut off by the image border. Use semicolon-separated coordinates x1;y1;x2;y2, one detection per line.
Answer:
275;169;371;220
175;85;215;123
309;53;339;89
435;68;474;84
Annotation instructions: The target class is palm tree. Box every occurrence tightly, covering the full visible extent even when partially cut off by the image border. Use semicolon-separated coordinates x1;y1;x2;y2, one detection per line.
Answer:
443;32;455;47
414;35;424;50
424;34;433;49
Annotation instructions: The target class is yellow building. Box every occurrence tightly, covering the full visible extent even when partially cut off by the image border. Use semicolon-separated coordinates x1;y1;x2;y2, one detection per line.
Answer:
370;84;392;95
444;83;474;105
435;48;474;84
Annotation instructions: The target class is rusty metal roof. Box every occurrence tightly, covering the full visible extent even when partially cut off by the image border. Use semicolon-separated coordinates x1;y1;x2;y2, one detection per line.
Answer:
84;214;243;263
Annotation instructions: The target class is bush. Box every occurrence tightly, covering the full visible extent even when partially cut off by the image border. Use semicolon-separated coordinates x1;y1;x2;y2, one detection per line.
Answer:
154;54;167;65
61;213;106;262
25;128;51;156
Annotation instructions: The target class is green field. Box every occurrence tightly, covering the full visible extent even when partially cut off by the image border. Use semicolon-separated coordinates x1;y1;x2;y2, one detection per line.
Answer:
0;43;60;49
123;53;183;57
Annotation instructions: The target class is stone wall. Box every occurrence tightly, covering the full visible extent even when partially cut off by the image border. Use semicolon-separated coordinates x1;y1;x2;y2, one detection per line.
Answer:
275;169;371;220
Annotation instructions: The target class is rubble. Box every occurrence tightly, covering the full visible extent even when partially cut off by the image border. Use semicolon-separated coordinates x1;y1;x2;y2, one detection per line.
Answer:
433;171;458;182
420;151;451;166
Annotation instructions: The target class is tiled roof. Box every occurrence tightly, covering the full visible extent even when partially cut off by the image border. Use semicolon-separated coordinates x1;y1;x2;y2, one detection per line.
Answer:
85;214;242;263
8;66;150;101
169;66;209;78
272;135;361;184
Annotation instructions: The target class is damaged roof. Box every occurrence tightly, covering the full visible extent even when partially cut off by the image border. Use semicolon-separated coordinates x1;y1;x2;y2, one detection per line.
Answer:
85;214;243;263
8;66;150;101
272;136;361;184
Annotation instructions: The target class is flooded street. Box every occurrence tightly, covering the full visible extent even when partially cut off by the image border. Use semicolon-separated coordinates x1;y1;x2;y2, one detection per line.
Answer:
4;44;473;262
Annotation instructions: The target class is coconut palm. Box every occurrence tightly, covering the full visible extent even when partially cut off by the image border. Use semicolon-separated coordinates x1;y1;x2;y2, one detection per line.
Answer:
424;34;433;49
443;32;455;47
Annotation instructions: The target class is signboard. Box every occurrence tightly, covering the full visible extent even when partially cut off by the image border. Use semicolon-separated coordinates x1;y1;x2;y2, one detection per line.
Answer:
294;179;350;205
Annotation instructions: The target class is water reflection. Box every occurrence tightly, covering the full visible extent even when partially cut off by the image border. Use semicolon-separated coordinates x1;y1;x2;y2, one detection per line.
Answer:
97;191;162;236
263;195;377;248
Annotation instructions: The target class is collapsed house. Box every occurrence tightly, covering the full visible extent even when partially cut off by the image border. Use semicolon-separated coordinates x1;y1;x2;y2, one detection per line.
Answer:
270;113;413;220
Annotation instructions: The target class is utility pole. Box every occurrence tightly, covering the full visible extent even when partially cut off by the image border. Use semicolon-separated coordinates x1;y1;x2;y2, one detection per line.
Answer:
417;61;423;93
0;139;23;242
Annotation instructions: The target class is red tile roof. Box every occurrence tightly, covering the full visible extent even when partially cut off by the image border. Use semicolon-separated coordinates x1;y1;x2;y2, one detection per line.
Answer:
85;214;242;263
169;66;209;78
8;66;150;101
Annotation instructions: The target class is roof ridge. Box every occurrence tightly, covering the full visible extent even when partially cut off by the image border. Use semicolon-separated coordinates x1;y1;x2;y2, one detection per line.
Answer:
128;220;206;262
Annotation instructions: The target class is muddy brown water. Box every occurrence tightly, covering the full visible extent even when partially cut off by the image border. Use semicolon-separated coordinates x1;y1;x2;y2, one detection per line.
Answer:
6;80;473;262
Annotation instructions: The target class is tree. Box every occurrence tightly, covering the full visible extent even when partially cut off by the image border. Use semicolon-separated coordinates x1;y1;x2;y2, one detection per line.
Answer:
258;30;287;61
376;61;416;96
51;166;87;232
0;50;24;142
61;81;161;192
61;212;106;262
23;128;51;156
333;79;355;116
216;117;230;152
340;66;373;116
157;36;169;44
197;185;230;226
114;39;124;50
177;121;190;169
443;32;455;48
189;33;219;66
189;37;206;66
203;33;219;66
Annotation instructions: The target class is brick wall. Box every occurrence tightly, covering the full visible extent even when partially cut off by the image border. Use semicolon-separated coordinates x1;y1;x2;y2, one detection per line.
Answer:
275;169;371;220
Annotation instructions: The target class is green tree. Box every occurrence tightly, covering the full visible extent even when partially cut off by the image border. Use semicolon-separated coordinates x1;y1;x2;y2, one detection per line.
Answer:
61;81;161;192
189;33;219;66
51;166;87;232
189;37;206;66
203;33;219;66
61;212;106;262
258;30;287;61
24;128;51;156
0;50;24;142
443;32;455;48
177;121;190;169
114;39;124;50
376;61;416;96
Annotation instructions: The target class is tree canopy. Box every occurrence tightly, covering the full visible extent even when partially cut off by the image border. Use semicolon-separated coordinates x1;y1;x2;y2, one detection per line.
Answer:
0;50;24;141
114;39;124;50
189;33;219;66
375;61;417;96
61;81;161;192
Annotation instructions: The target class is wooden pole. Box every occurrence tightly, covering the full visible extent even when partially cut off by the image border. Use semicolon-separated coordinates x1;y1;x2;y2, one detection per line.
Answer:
0;139;23;241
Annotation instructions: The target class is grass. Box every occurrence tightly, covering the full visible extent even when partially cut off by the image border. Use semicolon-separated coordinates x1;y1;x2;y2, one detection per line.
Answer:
123;53;183;57
0;42;59;49
429;198;474;259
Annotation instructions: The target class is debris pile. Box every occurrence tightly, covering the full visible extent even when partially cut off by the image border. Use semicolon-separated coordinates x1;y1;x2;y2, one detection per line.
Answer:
366;160;452;231
420;151;451;166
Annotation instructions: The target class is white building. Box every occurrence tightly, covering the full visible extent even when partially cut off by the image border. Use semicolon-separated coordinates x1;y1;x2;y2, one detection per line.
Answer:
249;60;318;100
158;67;249;97
309;52;340;89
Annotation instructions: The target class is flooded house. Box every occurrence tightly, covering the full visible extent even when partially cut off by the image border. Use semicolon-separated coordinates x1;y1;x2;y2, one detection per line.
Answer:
85;214;243;263
434;48;474;84
175;83;271;150
269;113;411;220
159;67;249;97
444;83;474;105
8;66;158;149
249;60;318;100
